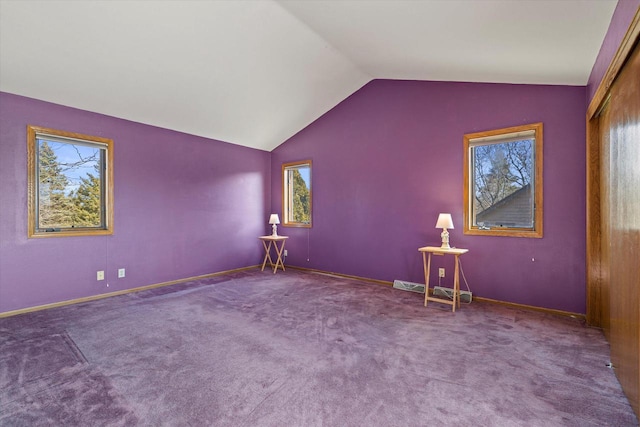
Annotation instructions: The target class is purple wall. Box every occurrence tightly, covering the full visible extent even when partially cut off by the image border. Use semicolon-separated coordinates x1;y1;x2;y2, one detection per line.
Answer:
587;0;640;104
0;92;271;313
8;0;634;315
271;80;587;314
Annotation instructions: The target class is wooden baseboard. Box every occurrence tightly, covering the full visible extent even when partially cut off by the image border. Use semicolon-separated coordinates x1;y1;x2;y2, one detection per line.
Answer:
1;264;585;322
473;296;586;321
287;265;585;320
0;265;260;319
286;265;393;286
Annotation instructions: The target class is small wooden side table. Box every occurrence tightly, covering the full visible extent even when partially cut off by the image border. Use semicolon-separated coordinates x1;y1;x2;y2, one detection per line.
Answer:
259;235;288;274
418;246;469;312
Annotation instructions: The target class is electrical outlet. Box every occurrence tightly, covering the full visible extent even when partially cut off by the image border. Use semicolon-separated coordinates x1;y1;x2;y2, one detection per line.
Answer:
97;270;105;281
118;268;125;278
284;250;288;257
438;268;445;278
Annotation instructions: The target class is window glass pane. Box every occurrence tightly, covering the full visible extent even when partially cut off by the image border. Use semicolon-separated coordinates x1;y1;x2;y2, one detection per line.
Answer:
28;125;113;238
37;137;104;230
283;161;311;226
472;138;533;228
463;122;542;238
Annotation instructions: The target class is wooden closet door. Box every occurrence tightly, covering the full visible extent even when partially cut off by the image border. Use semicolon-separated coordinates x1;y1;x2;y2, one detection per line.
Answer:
603;40;640;416
598;103;611;337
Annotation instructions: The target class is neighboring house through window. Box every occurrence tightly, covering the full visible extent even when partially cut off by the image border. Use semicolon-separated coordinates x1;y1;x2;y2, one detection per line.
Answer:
27;125;114;237
463;123;543;238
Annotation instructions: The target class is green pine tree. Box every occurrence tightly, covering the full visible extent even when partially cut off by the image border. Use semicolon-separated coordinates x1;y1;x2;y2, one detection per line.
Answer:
291;169;310;223
38;141;72;228
71;167;102;227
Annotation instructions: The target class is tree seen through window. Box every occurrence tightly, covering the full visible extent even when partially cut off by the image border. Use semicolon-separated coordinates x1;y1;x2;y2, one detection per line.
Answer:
290;169;310;224
472;138;533;227
463;123;543;238
283;160;311;227
37;140;103;229
28;125;113;237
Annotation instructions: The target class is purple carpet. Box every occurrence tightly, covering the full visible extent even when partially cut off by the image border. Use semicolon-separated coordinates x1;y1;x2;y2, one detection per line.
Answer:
1;269;637;426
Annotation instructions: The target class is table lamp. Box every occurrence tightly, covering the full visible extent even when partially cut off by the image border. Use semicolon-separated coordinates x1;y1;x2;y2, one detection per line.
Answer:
435;213;454;249
269;214;280;237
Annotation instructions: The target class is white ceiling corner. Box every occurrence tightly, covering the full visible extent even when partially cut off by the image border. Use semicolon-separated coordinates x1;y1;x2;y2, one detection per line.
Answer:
278;0;618;85
0;0;617;151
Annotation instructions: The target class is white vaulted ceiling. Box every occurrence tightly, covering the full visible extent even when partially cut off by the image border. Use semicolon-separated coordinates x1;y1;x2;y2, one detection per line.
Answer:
0;0;617;151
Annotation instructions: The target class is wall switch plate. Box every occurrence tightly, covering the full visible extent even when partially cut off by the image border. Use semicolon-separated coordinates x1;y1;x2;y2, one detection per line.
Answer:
118;268;125;278
438;268;445;278
97;270;105;281
284;250;288;257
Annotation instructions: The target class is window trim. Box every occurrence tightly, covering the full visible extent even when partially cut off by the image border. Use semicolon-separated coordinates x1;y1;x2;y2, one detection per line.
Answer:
27;125;114;238
463;122;543;238
282;160;312;228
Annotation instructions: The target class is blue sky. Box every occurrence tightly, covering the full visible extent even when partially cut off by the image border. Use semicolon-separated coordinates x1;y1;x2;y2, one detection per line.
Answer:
40;140;100;194
298;165;310;188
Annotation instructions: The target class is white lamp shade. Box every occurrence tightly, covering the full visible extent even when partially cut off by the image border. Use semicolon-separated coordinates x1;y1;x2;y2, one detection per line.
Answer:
269;214;280;225
435;213;454;229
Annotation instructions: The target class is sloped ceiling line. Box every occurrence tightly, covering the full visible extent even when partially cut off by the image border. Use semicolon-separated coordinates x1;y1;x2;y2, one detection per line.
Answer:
0;0;617;151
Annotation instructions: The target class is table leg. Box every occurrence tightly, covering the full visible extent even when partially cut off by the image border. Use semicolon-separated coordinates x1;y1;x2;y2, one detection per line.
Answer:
272;240;286;273
423;252;431;307
453;254;460;312
261;241;274;271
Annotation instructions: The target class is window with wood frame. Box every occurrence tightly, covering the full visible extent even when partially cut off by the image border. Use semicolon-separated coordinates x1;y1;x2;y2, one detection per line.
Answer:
282;160;311;227
27;125;114;237
463;123;543;238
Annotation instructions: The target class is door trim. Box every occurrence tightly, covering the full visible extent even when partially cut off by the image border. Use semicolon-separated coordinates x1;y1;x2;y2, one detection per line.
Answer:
586;8;640;327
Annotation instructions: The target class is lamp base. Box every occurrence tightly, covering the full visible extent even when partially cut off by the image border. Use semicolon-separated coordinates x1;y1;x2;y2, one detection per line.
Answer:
440;228;450;249
271;224;278;237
